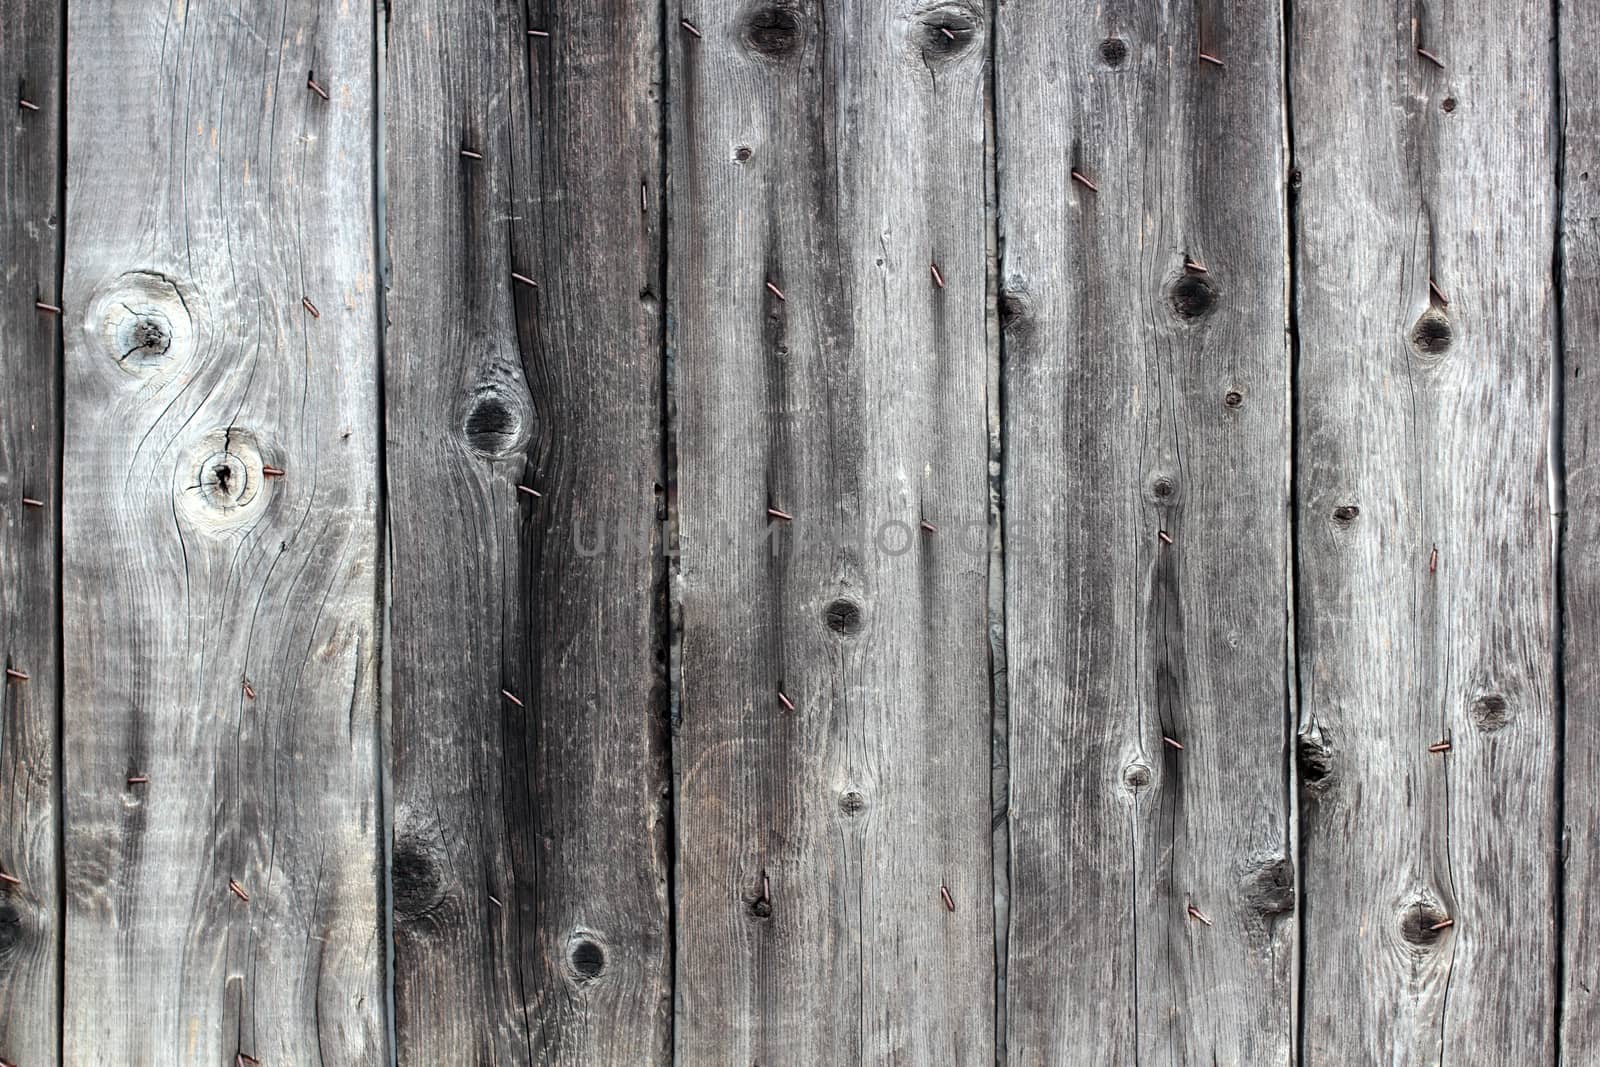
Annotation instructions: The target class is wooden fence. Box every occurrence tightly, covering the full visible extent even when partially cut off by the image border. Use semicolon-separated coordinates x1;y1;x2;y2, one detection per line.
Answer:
0;0;1590;1062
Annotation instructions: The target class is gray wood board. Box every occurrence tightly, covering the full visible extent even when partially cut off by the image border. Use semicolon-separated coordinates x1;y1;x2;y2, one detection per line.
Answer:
996;0;1295;1062
668;1;996;1061
60;2;385;1061
0;0;63;1061
1292;2;1559;1060
384;1;672;1062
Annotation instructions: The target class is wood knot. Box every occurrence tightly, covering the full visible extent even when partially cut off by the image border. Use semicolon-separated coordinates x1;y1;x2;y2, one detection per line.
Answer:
88;269;198;378
391;836;449;929
1399;897;1452;946
1471;692;1511;733
839;789;867;816
824;598;863;635
460;388;529;459
1169;274;1218;321
1147;473;1180;505
1331;504;1360;525
1224;389;1245;409
177;428;273;536
1298;733;1334;792
1242;856;1295;919
567;932;607;985
914;5;982;61
741;4;805;60
1122;762;1152;789
1412;309;1452;355
1099;37;1128;66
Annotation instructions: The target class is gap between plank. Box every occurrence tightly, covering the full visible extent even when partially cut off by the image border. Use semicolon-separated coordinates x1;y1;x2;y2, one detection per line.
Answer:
1551;0;1571;1054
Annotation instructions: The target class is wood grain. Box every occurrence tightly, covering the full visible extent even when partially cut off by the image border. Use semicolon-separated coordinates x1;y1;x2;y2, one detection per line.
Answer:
1563;0;1600;1054
384;1;672;1062
996;1;1294;1062
1292;2;1559;1061
668;1;995;1061
60;2;384;1061
0;0;62;1062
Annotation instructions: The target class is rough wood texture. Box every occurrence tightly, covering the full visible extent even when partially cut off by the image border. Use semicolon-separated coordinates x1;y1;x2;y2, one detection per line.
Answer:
0;0;62;1062
668;2;994;1061
1564;0;1600;1053
60;2;384;1061
996;2;1293;1062
384;2;672;1062
1293;3;1558;1062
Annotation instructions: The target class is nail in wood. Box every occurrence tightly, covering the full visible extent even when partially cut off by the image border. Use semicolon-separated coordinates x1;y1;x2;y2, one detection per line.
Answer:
940;26;957;40
1429;917;1454;931
243;681;256;700
528;29;550;38
930;262;946;289
767;506;793;521
502;688;525;708
460;148;483;160
18;98;39;111
512;272;539;289
1429;544;1439;574
940;884;956;912
489;894;504;908
1187;903;1213;926
680;19;703;38
1184;258;1208;274
302;296;320;318
517;484;542;498
4;668;29;682
307;76;329;101
1428;739;1451;753
641;181;648;214
921;519;938;534
765;280;787;301
22;497;43;508
127;775;149;785
0;871;19;886
35;300;60;315
1162;735;1183;750
1070;169;1099;192
777;690;795;712
228;879;250;902
1417;47;1445;69
1429;278;1449;306
261;465;285;478
1158;530;1173;545
1198;51;1225;68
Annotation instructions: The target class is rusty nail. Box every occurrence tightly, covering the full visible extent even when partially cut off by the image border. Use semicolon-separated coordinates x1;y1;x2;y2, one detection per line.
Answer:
762;872;770;902
680;19;702;38
1417;47;1445;69
1429;545;1439;574
243;681;256;700
1162;735;1184;750
18;98;39;111
1184;258;1208;274
307;76;329;101
489;894;504;908
0;871;19;886
1070;169;1099;192
765;280;787;301
1187;903;1213;926
512;272;539;289
930;262;946;289
941;26;957;40
1158;530;1174;545
1429;278;1449;306
767;506;793;522
921;519;938;534
528;29;550;38
940;884;956;912
517;484;542;498
460;148;483;160
642;181;648;214
228;879;250;902
777;691;795;712
1429;917;1454;931
4;668;28;682
35;300;61;315
261;465;285;478
1198;51;1225;68
502;689;525;708
302;296;320;318
21;497;43;508
1428;739;1451;753
127;775;149;785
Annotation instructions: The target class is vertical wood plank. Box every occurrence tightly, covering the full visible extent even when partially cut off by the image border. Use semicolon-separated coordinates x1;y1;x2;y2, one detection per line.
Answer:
996;2;1294;1062
0;0;62;1061
668;2;994;1061
384;1;672;1062
1293;3;1558;1061
61;3;384;1061
1563;0;1600;1053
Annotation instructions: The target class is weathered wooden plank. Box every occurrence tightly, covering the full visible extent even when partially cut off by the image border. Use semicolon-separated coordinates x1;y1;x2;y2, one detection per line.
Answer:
669;3;994;1061
385;2;671;1062
1293;4;1558;1061
1563;0;1600;1053
60;3;383;1061
0;0;62;1061
996;2;1293;1063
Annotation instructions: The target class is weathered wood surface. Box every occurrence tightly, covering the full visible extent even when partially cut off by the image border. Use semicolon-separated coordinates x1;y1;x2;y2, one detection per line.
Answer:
60;1;384;1062
1293;2;1558;1062
385;1;672;1063
0;0;62;1063
668;1;995;1061
1564;0;1600;1054
996;2;1294;1063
